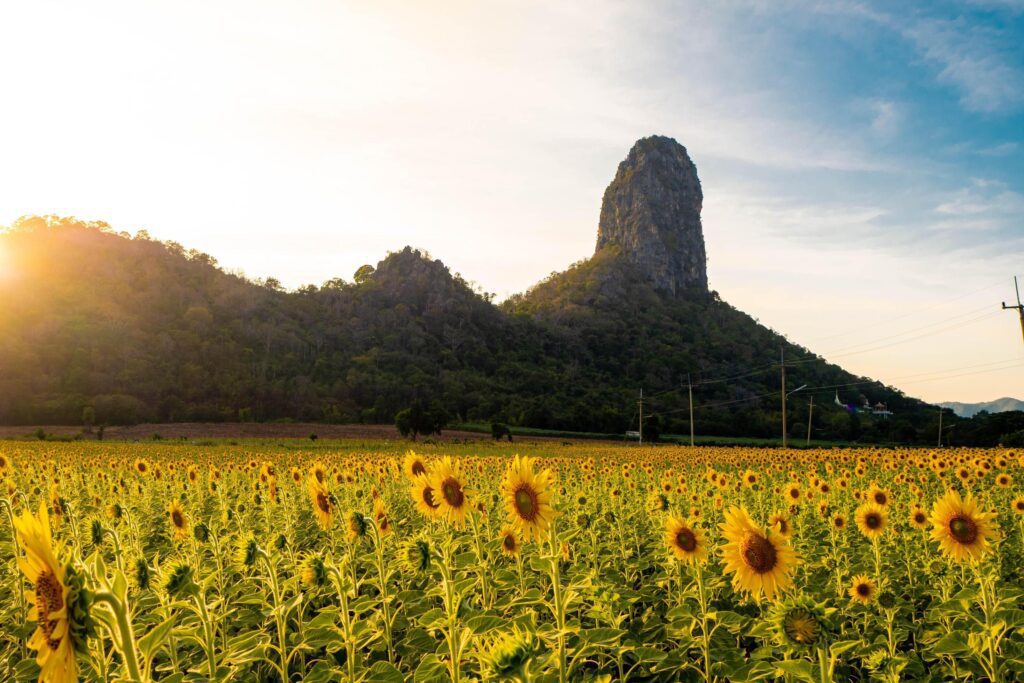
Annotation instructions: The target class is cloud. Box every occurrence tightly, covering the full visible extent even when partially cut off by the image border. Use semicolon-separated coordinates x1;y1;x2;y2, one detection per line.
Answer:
904;18;1024;114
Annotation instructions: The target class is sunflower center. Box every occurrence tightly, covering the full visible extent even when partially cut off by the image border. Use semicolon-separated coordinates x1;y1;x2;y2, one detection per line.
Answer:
422;486;440;509
776;519;788;534
316;491;331;513
675;528;697;552
514;485;539;521
35;571;64;650
873;492;887;505
914;512;926;525
412;461;426;476
784;610;818;644
949;514;978;544
865;513;881;529
171;510;184;528
442;478;465;508
741;532;778;573
502;533;517;551
856;582;871;597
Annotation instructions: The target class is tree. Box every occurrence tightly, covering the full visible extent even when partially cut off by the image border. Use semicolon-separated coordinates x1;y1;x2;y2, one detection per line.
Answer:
491;422;513;441
395;400;447;440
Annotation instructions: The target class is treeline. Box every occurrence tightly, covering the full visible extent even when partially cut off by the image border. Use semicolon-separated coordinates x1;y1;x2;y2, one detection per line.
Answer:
0;216;1013;445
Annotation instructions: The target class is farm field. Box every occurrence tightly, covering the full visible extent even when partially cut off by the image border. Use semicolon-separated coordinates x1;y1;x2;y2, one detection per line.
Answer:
1;440;1023;682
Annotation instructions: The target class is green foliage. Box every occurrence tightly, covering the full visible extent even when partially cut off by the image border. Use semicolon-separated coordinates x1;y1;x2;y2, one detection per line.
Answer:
0;216;998;444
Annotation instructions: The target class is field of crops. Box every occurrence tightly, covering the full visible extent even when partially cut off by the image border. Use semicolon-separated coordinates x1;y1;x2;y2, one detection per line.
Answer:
1;440;1023;682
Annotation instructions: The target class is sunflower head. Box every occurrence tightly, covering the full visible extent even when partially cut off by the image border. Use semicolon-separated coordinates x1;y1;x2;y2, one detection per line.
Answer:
402;538;432;574
478;628;535;681
133;558;152;591
849;574;876;604
769;597;829;649
162;560;197;598
300;553;329;588
237;534;262;570
501;455;556;542
429;457;473;528
855;502;888;540
499;527;521;557
929;490;997;563
720;507;798;601
347;511;369;541
664;515;707;564
90;520;104;548
403;451;429;480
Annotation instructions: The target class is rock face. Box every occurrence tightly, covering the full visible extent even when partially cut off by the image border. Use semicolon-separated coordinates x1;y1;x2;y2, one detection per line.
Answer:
596;136;708;295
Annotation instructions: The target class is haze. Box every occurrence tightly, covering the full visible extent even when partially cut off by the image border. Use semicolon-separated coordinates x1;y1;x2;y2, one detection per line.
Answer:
1;0;1021;404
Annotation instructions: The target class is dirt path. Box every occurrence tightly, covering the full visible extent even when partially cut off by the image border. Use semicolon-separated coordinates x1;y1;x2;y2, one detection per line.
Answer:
0;422;576;443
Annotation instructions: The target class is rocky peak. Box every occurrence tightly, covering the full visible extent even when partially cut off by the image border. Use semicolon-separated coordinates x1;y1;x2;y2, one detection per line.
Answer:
595;135;708;295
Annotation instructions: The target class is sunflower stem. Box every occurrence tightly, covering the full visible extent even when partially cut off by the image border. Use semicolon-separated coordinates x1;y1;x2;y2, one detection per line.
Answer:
94;589;143;683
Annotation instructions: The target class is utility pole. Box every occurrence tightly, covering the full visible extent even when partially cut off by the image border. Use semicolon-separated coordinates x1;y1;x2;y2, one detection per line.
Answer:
687;373;695;447
806;395;814;447
638;388;643;445
1002;276;1024;344
937;408;943;448
781;347;788;448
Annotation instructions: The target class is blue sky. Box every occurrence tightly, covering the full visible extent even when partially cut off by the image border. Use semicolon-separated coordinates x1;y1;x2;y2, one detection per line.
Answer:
0;0;1021;402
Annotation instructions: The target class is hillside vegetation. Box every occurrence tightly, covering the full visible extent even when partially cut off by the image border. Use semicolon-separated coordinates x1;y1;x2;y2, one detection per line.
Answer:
2;216;1019;445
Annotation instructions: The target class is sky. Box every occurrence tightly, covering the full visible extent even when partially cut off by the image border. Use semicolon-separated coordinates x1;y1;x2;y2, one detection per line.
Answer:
0;0;1022;404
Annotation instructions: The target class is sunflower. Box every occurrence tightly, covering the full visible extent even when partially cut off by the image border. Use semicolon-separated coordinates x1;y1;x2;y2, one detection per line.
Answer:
908;505;928;530
1012;496;1024;516
664;515;707;564
307;475;334;529
410;473;442;521
373;498;391;536
720;507;798;601
770;597;826;648
855;503;888;540
831;514;847;531
783;483;801;505
929;490;997;562
168;500;189;541
403;451;429;480
13;501;82;682
849;574;876;604
429;457;472;527
768;511;792;538
499;526;521;557
866;483;890;507
500;455;556;542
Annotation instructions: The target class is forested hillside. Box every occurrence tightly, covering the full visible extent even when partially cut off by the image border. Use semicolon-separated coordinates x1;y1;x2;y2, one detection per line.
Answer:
3;215;1014;444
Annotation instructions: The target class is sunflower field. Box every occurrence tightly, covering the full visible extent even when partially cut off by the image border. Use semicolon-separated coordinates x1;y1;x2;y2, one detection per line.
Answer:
1;440;1023;682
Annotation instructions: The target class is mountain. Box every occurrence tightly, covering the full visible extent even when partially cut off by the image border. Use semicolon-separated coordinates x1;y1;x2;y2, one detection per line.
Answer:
940;398;1024;418
0;136;972;443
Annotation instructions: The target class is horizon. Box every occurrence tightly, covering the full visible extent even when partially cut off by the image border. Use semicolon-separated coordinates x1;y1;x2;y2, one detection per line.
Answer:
1;1;1022;404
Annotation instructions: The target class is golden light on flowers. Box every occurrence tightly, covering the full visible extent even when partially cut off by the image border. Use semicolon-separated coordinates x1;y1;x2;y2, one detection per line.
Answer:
428;457;471;527
307;475;334;529
410;473;442;521
929;490;997;563
13;501;78;682
499;526;521;557
403;451;429;480
720;507;797;601
168;500;189;541
1012;496;1024;515
501;455;556;542
768;511;792;538
849;575;876;604
909;505;928;530
663;515;706;564
855;502;888;539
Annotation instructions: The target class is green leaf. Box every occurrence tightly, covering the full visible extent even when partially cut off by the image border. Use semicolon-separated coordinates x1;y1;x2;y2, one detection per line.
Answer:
137;615;176;660
413;654;448;683
775;659;816;682
365;661;405;683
